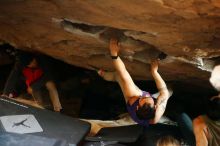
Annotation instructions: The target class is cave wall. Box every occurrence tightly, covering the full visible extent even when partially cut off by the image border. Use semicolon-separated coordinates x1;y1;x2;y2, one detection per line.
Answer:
0;0;220;84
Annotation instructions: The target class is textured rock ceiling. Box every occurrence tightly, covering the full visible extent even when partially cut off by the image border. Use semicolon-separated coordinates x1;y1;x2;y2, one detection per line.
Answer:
0;0;220;84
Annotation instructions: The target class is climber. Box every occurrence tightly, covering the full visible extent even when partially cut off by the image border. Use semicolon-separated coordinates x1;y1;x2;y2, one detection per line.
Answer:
98;38;172;126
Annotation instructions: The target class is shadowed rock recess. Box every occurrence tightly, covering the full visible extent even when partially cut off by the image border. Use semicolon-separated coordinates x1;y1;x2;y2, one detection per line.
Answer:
0;0;220;86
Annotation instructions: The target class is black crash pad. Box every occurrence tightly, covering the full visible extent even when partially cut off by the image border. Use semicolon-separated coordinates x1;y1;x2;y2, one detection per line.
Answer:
0;97;90;146
0;132;67;146
86;124;143;143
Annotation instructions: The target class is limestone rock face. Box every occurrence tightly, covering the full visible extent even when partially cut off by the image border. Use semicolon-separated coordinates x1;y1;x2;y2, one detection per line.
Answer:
0;0;219;84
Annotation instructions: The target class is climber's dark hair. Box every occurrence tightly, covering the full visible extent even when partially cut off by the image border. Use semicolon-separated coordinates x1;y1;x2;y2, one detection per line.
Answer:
136;103;155;120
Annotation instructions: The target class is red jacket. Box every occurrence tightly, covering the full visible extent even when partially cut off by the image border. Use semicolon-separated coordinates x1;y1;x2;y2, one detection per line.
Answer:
22;67;43;87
